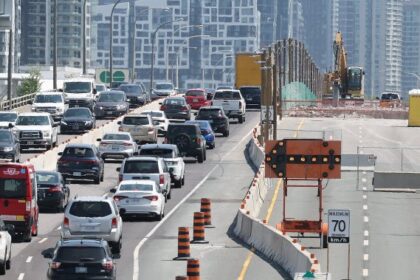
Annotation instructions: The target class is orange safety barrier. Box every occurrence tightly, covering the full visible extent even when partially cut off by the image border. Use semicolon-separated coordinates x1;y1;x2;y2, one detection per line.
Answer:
187;258;200;280
173;227;191;260
191;212;209;244
200;198;212;227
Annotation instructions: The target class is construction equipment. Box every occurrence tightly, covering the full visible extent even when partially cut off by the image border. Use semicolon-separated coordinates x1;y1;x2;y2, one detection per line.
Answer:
324;32;364;100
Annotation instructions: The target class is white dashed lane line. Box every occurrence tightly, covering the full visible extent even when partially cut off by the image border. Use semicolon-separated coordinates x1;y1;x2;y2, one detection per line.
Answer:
25;256;32;263
17;273;24;280
38;237;48;244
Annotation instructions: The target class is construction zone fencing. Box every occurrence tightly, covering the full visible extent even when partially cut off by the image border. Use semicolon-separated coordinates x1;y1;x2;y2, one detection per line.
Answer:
232;126;320;278
356;146;420;190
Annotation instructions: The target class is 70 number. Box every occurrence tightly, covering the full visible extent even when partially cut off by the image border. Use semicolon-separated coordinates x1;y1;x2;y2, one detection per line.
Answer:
332;219;346;232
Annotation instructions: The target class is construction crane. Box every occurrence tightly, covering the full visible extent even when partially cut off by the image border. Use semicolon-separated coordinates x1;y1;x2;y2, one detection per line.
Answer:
323;32;364;100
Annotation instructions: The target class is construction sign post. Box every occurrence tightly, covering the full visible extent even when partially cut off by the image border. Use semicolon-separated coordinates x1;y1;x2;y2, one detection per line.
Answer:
266;138;342;249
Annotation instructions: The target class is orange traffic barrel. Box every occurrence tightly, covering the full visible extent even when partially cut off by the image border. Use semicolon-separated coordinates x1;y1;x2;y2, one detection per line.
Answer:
173;227;191;260
187;258;200;280
191;212;209;244
175;276;188;280
200;198;213;227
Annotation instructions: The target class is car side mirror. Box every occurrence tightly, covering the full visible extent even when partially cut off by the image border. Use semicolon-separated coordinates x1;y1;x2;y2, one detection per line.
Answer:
96;138;102;142
194;112;198;116
58;152;63;156
133;151;140;156
116;167;121;172
8;123;13;129
159;102;162;105
169;167;174;174
117;121;122;125
64;99;69;104
93;89;97;95
28;100;33;105
110;188;117;193
44;251;54;259
58;88;63;92
53;122;60;127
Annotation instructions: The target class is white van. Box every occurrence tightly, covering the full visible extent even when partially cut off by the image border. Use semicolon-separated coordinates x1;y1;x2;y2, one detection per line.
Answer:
63;78;96;111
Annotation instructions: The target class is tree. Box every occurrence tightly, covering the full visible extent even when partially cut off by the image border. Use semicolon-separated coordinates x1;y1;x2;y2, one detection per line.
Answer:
17;69;42;96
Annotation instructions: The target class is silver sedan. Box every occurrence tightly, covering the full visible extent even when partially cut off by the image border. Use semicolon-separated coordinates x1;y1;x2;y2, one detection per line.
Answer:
97;132;137;160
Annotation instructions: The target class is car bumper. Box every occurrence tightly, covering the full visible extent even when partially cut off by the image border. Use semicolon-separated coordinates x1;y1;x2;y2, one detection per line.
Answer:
61;123;93;132
225;110;243;118
38;196;62;208
127;97;145;106
100;151;133;160
61;228;120;243
0;152;16;160
131;134;156;144
20;139;51;147
58;169;100;180
4;219;30;235
117;204;161;216
165;112;190;120
94;108;126;118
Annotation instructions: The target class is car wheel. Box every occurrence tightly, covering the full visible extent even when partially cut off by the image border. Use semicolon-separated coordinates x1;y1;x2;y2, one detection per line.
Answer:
23;228;32;242
197;151;204;163
223;130;229;137
167;189;171;199
112;238;122;254
212;142;216;149
100;171;104;182
204;149;207;161
58;199;65;213
156;210;163;221
0;254;5;275
174;179;182;188
94;176;100;184
238;115;243;123
32;221;38;237
182;176;185;186
6;250;11;270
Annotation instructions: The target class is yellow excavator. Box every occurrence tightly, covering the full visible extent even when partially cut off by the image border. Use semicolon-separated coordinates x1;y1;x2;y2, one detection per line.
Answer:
324;32;364;100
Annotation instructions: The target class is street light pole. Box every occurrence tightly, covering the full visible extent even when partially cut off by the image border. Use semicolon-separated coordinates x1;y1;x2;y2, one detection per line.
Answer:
211;54;234;86
82;0;88;75
7;29;12;109
149;18;184;94
109;0;123;88
53;0;57;89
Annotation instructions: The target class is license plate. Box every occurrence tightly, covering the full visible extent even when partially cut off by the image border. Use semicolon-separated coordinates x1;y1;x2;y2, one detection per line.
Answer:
27;141;34;145
74;105;79;108
130;198;140;203
72;125;79;130
73;172;82;176
82;225;97;231
106;111;113;115
112;145;120;150
75;267;87;273
127;99;131;102
193;98;198;102
247;98;253;101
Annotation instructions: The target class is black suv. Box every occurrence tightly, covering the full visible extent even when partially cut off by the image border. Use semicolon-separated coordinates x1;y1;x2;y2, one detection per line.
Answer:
57;144;104;184
239;86;261;108
0;129;20;162
46;238;116;280
195;106;230;137
165;124;206;163
60;107;96;134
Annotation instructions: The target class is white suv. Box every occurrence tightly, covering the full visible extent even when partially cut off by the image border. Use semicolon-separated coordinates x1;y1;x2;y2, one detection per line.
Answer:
0;219;13;275
118;114;157;144
61;196;123;254
31;91;66;121
14;112;59;150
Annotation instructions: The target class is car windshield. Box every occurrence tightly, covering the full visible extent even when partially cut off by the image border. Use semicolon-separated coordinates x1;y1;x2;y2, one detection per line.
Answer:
64;82;92;93
240;87;261;96
36;172;59;184
214;91;241;100
56;247;106;262
16;116;49;125
156;84;173;90
34;94;63;103
103;134;130;141
119;85;141;94
122;117;149;125
119;183;154;191
123;161;159;173
0;131;12;142
98;93;124;102
141;111;163;118
64;109;91;118
63;147;94;157
139;149;173;158
163;99;185;106
0;179;26;199
198;109;222;118
69;201;112;217
0;113;17;122
381;93;399;100
186;90;205;97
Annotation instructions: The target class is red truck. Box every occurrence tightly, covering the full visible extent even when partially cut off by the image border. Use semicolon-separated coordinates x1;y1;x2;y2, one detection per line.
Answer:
184;89;211;110
0;162;39;241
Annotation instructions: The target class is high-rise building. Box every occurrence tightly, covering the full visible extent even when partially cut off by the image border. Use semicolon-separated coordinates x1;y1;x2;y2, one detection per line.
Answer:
21;0;91;68
258;0;278;48
91;0;260;89
402;0;420;94
0;0;21;73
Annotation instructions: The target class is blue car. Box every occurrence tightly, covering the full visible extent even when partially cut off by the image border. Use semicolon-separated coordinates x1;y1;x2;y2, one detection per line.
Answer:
185;120;216;149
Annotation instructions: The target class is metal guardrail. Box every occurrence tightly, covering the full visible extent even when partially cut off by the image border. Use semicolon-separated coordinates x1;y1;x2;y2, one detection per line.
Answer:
0;93;36;111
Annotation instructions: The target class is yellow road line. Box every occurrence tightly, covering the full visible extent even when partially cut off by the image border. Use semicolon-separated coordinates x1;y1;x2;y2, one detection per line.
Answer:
237;119;305;280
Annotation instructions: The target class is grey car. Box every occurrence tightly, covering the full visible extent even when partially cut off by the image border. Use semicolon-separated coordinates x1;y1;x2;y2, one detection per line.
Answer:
94;91;129;119
159;97;191;120
0;129;20;162
118;84;149;107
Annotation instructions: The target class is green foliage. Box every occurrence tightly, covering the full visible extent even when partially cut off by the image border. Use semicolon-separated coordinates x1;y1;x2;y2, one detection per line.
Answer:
17;69;42;96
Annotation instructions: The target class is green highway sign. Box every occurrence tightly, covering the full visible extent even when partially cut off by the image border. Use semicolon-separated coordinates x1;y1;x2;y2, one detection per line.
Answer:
95;68;129;84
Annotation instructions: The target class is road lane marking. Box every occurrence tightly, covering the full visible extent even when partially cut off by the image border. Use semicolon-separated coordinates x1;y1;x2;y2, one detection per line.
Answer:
18;273;24;280
362;186;367;191
38;238;48;244
364;230;369;237
238;179;282;280
362;178;367;183
363;204;368;210
364;240;369;246
25;256;32;263
362;194;367;199
363;269;369;277
132;128;253;280
364;216;369;223
363;254;369;261
56;226;61;231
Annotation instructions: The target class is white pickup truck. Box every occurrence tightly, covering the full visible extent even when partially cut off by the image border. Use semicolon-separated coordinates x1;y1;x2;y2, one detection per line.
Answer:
212;89;246;123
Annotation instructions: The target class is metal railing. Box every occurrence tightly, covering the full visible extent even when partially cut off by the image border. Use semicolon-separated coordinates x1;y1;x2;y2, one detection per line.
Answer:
0;93;37;111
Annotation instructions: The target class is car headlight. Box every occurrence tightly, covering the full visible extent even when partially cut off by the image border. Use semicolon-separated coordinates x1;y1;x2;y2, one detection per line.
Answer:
31;107;36;111
117;104;125;109
43;130;50;137
85;120;92;125
56;107;63;113
61;120;67;125
3;147;13;152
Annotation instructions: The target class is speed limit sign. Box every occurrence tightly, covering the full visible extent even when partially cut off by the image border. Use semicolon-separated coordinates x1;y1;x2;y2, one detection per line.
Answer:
328;209;350;243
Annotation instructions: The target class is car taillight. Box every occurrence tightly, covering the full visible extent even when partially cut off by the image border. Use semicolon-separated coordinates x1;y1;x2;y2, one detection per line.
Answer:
113;195;127;202
99;143;108;148
63;217;69;228
26;201;31;212
144;195;158;201
111;217;118;228
163;137;168;144
160;105;166;110
123;142;132;146
159;174;164;185
118;127;123;132
148;127;154;132
48;186;62;192
196;137;201;144
118;174;123;182
181;106;188;111
50;261;61;269
102;260;113;272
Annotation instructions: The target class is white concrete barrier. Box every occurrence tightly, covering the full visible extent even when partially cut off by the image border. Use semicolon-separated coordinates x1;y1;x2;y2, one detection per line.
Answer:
27;100;161;171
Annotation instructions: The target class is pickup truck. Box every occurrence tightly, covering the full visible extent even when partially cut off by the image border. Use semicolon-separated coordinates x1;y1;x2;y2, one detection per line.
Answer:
14;112;59;151
117;156;172;201
211;90;246;123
